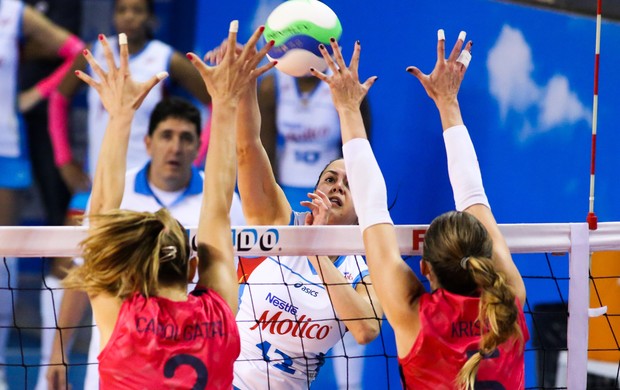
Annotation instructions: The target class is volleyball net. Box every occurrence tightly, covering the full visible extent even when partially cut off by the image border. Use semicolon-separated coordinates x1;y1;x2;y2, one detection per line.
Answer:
0;223;619;389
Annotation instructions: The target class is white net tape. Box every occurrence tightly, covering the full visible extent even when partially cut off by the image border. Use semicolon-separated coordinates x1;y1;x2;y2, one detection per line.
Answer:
1;222;619;389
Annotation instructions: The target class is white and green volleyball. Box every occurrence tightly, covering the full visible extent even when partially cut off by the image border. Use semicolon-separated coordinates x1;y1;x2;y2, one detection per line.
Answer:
264;0;342;77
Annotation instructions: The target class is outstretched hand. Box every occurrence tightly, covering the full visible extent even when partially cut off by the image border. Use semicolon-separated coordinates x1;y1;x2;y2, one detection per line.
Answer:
301;189;332;226
186;22;275;105
75;34;168;114
407;29;472;105
310;39;377;113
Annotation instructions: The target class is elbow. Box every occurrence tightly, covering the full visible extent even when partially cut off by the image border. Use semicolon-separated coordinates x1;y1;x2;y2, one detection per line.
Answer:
351;321;381;345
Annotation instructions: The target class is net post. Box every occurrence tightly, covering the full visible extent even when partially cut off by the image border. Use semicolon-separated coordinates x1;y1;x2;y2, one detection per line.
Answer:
567;223;590;389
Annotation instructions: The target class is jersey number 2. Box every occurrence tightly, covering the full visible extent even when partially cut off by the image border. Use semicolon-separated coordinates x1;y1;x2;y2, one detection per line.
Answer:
164;354;208;390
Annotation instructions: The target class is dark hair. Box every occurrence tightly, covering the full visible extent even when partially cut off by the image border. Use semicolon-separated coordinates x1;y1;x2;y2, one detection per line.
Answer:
114;0;156;39
148;97;201;137
114;0;155;15
423;211;522;389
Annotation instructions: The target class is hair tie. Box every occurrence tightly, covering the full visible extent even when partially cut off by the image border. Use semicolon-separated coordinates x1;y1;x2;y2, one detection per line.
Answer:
160;246;177;263
460;256;470;270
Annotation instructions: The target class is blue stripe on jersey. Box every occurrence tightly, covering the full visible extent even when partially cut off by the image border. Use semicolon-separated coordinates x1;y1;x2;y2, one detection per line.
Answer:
267;256;325;290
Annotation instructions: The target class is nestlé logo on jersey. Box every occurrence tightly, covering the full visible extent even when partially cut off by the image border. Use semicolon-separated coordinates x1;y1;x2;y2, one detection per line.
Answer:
294;282;319;297
232;228;280;252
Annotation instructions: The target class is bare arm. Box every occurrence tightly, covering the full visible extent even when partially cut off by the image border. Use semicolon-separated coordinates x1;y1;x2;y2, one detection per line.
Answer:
237;75;291;225
258;74;279;175
309;257;383;344
21;4;72;59
46;289;89;390
188;23;275;312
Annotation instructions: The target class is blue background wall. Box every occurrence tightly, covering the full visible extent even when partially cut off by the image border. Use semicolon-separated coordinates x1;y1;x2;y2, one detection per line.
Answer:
186;0;619;388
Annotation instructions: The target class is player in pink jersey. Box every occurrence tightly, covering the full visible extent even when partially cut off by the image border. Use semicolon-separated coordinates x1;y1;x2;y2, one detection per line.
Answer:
310;31;528;389
60;23;275;389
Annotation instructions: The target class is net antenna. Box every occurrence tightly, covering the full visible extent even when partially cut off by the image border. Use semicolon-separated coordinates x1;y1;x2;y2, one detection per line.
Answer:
587;0;602;231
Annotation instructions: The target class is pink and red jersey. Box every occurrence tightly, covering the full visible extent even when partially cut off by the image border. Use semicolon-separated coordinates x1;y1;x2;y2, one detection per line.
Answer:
98;287;240;390
399;288;529;389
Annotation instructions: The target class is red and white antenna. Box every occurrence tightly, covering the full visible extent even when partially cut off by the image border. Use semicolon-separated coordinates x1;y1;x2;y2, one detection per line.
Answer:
587;0;602;231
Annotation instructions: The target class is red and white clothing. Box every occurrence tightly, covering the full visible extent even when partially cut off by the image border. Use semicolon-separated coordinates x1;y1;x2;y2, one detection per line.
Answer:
99;286;239;390
233;212;370;389
398;288;529;389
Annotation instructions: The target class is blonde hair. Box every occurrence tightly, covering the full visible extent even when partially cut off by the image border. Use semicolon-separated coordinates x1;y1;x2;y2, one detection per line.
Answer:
422;211;522;390
63;208;189;299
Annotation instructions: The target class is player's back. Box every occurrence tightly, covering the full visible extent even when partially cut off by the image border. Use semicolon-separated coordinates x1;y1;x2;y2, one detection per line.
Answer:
98;288;240;390
398;288;528;390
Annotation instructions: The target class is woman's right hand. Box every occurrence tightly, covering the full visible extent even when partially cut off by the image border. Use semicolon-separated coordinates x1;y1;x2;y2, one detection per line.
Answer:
185;22;275;106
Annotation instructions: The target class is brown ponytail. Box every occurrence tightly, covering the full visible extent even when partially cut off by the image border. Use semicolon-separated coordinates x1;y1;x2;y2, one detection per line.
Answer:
423;211;522;389
456;255;522;390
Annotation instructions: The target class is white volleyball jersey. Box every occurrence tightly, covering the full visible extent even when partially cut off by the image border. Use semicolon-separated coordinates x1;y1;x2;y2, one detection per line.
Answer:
82;163;246;390
233;213;369;389
0;0;23;158
86;37;173;176
274;72;341;188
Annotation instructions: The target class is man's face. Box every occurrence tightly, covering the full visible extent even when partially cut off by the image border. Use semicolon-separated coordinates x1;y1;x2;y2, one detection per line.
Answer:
145;117;199;190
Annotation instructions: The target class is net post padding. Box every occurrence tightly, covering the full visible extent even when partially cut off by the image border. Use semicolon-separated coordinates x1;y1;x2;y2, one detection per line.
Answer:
0;222;619;257
568;223;590;389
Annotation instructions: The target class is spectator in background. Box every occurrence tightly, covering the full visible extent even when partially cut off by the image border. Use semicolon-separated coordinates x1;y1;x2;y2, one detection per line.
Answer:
0;1;84;388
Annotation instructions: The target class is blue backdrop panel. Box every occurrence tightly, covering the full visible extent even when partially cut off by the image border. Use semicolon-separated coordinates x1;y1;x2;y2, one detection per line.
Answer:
194;0;620;388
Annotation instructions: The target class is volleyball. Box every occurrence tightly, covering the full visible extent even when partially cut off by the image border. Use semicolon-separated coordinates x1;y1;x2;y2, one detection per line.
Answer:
264;0;342;77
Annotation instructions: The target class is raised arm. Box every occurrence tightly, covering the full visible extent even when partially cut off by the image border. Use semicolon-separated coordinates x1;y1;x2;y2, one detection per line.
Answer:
237;73;292;225
408;30;526;304
311;41;424;345
187;23;275;312
76;34;166;218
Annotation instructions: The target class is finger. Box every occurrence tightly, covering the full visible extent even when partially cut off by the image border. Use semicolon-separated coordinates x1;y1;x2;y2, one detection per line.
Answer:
361;75;378;91
318;44;339;75
329;38;347;72
314;189;330;204
132;72;168;110
436;29;446;62
248;37;274;70
82;49;107;84
448;30;466;62
118;33;129;76
224;20;239;64
75;69;100;90
349;40;361;76
186;52;210;77
239;25;266;65
252;60;277;79
98;34;117;76
310;66;329;83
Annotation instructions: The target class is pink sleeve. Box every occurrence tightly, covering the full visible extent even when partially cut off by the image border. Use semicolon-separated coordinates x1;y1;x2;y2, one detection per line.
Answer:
193;105;212;168
34;59;74;98
48;91;73;167
57;35;85;59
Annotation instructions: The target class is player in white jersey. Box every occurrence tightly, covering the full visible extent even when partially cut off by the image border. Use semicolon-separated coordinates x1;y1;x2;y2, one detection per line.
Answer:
42;97;246;390
215;42;383;388
0;1;84;388
258;72;371;209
